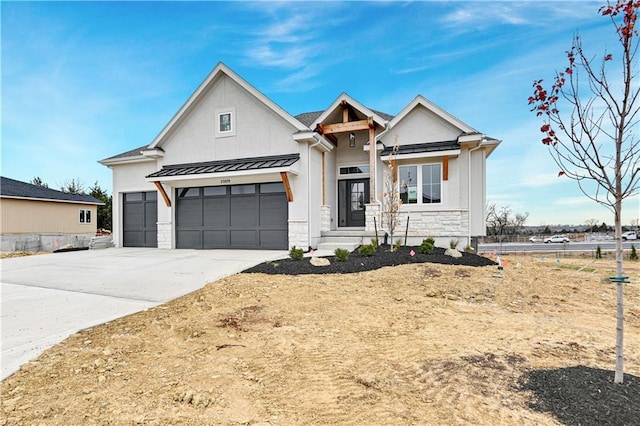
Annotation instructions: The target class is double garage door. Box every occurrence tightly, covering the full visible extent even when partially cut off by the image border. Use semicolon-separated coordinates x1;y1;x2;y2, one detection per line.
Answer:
175;182;288;249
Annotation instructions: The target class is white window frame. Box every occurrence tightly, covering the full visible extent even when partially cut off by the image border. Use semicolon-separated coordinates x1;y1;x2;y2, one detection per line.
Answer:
215;107;236;137
398;162;442;205
79;208;92;224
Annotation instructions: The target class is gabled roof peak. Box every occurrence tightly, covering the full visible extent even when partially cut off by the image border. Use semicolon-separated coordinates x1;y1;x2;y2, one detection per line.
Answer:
390;95;478;134
147;62;308;149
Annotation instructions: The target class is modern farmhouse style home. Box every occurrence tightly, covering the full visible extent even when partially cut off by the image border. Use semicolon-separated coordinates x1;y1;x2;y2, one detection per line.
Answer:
100;63;500;250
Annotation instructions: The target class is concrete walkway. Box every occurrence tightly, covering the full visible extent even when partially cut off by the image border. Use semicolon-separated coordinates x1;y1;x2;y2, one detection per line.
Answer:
1;248;286;380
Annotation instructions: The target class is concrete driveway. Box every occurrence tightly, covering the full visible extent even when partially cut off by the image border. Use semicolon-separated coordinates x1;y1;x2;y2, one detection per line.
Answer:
1;247;286;380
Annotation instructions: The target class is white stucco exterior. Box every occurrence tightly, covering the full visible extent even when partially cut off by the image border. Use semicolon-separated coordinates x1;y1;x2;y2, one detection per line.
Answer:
100;63;500;250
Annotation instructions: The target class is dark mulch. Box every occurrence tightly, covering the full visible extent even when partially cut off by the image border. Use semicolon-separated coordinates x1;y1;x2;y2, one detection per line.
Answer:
243;246;496;275
519;366;640;426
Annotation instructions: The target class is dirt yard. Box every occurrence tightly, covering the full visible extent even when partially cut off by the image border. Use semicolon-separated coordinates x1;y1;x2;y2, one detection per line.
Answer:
2;254;639;425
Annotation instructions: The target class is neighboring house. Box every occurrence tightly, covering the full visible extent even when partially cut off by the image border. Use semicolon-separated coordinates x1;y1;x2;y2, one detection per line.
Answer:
0;177;103;252
100;63;500;251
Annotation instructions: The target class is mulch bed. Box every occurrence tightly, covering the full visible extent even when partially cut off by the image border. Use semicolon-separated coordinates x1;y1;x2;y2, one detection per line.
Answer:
519;366;640;426
243;246;496;275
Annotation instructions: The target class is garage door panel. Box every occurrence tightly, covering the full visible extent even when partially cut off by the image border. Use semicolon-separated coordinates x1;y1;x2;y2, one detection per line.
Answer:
259;230;287;248
203;198;228;228
177;199;202;227
145;204;157;226
203;231;228;248
230;230;257;247
260;194;288;227
230;197;258;227
123;231;144;247
123;204;143;229
176;230;201;249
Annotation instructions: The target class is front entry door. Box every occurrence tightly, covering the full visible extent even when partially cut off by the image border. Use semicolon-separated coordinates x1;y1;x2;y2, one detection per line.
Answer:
338;178;370;227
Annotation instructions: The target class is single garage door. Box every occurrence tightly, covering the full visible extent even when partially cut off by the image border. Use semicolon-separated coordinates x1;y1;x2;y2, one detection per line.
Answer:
122;191;158;247
176;182;288;249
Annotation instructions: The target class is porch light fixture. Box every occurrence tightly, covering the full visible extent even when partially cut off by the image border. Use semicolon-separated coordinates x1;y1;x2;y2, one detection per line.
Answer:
349;132;356;147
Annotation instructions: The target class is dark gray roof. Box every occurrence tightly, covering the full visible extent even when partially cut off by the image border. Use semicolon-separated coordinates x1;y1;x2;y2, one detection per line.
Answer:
381;141;460;156
294;111;324;127
0;177;103;204
372;110;395;122
147;153;300;179
101;145;149;162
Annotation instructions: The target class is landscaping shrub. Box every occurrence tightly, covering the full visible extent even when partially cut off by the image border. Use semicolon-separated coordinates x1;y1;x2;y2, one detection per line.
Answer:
358;244;376;257
370;238;379;249
596;245;603;259
334;248;350;262
631;244;638;261
420;239;434;254
289;246;304;260
449;239;459;249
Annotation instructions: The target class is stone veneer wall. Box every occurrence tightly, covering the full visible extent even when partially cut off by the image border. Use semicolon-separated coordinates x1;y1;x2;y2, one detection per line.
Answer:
398;210;469;237
288;219;308;250
156;221;172;249
365;206;470;244
320;205;331;232
364;204;381;233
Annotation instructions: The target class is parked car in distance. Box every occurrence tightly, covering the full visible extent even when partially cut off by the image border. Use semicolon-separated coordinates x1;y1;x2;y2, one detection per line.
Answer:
529;236;543;243
544;235;570;243
622;231;638;240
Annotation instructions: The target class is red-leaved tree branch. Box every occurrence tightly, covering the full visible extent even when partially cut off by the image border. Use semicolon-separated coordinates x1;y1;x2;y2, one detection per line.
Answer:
528;0;640;385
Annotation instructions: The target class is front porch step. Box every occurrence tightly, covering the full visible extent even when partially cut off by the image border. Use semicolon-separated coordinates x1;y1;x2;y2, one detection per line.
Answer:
315;241;361;252
316;230;371;253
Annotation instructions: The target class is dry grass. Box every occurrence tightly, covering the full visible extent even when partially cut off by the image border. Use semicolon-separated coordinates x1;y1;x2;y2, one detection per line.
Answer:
1;255;638;425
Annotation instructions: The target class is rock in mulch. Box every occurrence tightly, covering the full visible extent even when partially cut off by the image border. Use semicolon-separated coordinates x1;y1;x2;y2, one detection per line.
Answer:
310;257;330;267
445;248;462;258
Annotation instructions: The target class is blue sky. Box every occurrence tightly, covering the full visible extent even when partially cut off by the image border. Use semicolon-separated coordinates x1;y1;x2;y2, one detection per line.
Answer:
2;1;638;226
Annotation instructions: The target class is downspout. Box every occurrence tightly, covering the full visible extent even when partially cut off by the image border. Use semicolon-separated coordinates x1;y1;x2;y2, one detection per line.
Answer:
307;136;323;250
468;136;487;248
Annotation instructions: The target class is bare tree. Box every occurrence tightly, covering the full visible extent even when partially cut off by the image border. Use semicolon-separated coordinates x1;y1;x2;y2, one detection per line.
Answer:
486;203;529;242
528;0;640;383
585;218;600;239
381;137;402;251
30;176;49;188
59;178;86;195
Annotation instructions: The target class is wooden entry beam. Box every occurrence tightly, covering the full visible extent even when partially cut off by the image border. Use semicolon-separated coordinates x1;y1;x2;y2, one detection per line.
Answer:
280;172;293;202
153;181;171;207
319;117;373;134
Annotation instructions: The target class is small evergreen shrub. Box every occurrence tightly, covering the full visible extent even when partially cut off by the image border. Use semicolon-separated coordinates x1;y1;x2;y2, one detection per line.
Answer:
289;246;304;260
358;244;376;257
631;244;638;261
596;245;603;259
370;238;379;249
334;248;350;262
419;239;434;254
393;239;402;251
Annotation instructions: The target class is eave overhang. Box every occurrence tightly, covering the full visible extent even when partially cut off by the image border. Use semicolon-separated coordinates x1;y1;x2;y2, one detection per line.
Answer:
145;153;301;184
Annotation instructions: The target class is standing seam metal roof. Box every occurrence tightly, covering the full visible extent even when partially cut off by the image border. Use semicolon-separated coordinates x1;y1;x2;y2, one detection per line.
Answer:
146;153;300;179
